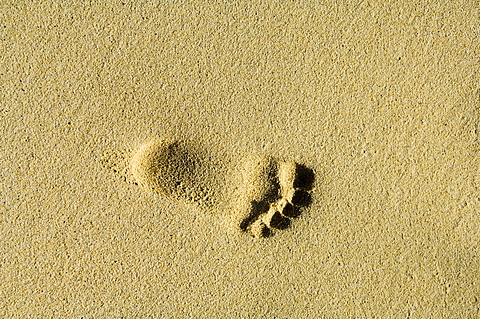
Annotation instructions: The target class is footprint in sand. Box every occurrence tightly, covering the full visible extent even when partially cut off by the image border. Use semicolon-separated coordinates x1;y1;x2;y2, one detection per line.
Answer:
130;138;315;238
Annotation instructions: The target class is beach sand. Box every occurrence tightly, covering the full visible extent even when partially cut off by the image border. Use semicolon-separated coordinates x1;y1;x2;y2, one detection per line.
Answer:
1;1;479;317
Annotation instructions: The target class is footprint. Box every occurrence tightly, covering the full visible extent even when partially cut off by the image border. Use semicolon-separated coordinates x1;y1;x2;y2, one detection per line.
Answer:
129;138;315;238
232;156;314;238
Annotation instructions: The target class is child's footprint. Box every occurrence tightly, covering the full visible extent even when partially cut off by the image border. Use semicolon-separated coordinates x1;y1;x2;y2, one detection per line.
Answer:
130;138;315;238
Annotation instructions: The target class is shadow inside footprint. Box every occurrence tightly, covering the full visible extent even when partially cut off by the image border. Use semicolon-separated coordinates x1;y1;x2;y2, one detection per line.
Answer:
269;212;291;230
239;200;270;231
281;202;301;218
291;189;312;207
264;160;282;203
293;164;315;190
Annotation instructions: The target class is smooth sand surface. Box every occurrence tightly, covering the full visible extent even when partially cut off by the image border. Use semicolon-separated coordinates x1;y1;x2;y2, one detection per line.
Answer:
1;1;479;318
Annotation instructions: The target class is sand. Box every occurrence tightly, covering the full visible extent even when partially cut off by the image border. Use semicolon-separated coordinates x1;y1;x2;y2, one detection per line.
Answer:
1;1;479;318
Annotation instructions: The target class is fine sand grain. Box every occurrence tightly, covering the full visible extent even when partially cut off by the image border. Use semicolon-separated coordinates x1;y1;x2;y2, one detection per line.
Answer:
1;1;479;318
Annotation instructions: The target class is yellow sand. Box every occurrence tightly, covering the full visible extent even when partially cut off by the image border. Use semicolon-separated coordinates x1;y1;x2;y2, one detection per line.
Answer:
1;1;479;317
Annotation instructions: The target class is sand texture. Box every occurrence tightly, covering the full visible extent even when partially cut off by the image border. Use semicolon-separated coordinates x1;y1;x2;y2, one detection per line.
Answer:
1;1;479;318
